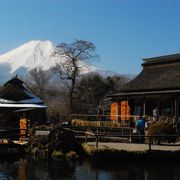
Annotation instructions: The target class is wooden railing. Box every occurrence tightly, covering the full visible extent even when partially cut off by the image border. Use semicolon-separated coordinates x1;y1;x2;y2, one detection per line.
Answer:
70;114;141;121
68;127;179;151
70;114;177;122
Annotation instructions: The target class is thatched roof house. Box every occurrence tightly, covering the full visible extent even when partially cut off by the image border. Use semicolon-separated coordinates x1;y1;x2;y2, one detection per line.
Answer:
109;53;180;125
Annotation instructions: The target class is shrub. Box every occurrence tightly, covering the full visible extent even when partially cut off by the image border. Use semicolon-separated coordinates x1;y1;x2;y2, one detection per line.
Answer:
66;151;79;160
51;150;65;161
147;121;177;144
31;147;40;157
27;124;79;159
82;143;96;156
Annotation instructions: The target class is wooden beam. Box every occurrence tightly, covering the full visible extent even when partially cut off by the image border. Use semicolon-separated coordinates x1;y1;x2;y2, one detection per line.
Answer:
175;97;177;122
143;100;146;116
157;100;160;118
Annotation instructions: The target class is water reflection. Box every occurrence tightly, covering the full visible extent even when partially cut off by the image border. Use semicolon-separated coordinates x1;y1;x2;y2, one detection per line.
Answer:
0;158;180;180
26;159;75;180
18;159;26;180
0;158;75;180
75;160;180;180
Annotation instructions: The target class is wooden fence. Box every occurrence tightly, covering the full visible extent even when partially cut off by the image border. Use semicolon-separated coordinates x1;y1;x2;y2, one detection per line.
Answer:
69;128;179;151
71;113;140;121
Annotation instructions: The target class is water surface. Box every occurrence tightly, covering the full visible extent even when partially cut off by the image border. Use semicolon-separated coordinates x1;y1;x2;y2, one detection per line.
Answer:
0;158;180;180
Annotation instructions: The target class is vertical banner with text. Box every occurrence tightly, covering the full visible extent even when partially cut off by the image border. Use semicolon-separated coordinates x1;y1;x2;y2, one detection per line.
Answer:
110;102;119;121
120;101;131;120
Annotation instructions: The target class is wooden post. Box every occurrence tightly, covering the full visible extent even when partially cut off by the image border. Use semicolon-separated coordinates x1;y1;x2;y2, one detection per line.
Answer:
148;136;151;151
96;135;98;149
175;97;178;123
85;133;88;143
157;101;160;119
129;133;132;143
143;100;146;117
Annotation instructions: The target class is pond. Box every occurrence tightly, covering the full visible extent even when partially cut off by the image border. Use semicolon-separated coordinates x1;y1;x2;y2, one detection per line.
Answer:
0;158;180;180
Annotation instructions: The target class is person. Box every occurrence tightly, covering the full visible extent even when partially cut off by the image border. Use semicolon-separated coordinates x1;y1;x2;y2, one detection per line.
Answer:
136;116;145;143
153;108;158;121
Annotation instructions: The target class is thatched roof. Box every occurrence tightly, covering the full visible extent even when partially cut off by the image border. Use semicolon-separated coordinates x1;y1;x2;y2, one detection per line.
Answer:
0;77;47;109
122;53;180;92
1;76;31;101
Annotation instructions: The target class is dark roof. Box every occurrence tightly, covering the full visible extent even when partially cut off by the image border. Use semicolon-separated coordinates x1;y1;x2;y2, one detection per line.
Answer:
111;89;180;98
0;77;32;101
142;53;180;66
4;75;24;88
122;53;180;92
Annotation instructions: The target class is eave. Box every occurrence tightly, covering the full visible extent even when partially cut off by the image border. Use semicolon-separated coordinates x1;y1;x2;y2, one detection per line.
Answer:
110;89;180;98
0;103;48;109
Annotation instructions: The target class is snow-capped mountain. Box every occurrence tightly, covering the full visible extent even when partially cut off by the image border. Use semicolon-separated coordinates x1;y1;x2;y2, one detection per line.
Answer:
0;40;56;72
0;40;116;84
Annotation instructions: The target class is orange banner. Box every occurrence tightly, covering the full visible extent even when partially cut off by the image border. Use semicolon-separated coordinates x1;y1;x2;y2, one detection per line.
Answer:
19;118;27;136
110;102;119;121
120;101;131;120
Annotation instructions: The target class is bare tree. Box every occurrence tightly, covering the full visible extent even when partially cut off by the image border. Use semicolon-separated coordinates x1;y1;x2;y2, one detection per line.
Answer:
27;67;51;100
53;40;98;113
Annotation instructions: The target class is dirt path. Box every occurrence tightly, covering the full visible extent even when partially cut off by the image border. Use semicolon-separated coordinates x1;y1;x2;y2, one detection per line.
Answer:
87;142;180;151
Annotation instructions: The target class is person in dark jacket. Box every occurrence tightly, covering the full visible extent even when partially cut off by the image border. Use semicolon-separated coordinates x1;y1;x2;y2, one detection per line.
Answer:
136;116;145;143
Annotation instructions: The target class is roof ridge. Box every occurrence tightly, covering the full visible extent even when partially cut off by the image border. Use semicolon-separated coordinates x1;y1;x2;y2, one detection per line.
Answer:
143;53;180;62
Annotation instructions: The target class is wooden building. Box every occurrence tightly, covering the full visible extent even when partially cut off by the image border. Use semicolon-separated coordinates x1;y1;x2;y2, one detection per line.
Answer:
0;76;47;129
109;53;180;125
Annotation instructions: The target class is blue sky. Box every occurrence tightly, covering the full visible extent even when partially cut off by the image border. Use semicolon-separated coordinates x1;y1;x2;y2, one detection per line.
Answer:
0;0;180;75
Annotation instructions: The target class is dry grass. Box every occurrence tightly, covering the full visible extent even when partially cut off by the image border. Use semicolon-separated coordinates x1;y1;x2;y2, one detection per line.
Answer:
66;151;79;160
71;119;127;128
82;143;96;156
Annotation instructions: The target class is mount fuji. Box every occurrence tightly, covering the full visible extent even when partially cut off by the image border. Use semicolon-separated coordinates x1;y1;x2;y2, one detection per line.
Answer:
0;40;113;84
